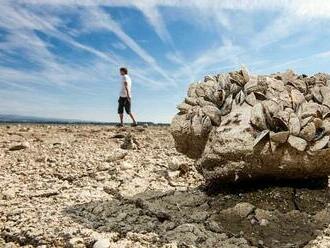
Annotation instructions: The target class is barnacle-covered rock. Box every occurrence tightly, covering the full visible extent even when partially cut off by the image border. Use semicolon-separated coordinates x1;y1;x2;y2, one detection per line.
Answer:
171;68;330;182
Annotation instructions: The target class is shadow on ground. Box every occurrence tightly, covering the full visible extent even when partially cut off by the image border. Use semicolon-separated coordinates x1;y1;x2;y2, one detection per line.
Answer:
65;179;330;247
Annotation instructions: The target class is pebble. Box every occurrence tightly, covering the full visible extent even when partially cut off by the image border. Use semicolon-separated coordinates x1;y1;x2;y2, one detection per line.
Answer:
120;161;134;170
260;218;269;226
93;238;110;248
69;237;85;248
106;150;127;162
2;189;16;200
168;157;180;171
9;142;30;151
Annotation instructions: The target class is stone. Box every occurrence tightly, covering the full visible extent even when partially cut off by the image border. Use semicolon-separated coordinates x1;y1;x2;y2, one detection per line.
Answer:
171;68;330;182
120;161;134;170
9;142;30;151
69;237;85;248
205;220;223;233
291;89;305;110
253;130;269;148
2;189;16;200
250;103;267;130
300;122;316;142
168;157;180;171
301;116;313;128
287;135;307;152
235;90;245;105
270;131;289;143
106;150;127;162
245;92;257;106
311;86;323;103
313;118;323;129
320;86;330;108
240;65;250;83
221;202;256;218
300;102;321;119
177;102;192;114
244;76;259;94
288;113;300;135
93;238;110;248
120;134;138;150
322;120;330;134
310;136;329;152
219;94;233;116
259;219;269;226
202;105;222;126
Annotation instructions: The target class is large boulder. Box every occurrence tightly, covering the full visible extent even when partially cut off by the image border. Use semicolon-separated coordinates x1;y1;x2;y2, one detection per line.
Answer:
171;68;330;183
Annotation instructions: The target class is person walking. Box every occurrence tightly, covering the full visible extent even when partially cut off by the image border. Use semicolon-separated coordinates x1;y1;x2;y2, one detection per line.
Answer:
117;67;137;127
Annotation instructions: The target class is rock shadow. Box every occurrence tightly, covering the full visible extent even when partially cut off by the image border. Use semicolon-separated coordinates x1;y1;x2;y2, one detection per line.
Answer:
65;179;330;247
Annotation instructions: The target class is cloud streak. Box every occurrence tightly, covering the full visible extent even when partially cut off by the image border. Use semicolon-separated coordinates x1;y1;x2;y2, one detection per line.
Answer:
2;0;330;122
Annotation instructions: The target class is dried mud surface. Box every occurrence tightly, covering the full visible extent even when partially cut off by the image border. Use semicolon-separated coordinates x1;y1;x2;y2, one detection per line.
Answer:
1;125;330;248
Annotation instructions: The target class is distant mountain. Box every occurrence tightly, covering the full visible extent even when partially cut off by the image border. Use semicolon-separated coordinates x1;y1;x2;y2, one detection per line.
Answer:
0;114;166;125
0;114;84;123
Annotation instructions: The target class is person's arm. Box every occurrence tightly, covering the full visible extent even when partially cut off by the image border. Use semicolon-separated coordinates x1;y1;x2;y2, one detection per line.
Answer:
124;81;130;100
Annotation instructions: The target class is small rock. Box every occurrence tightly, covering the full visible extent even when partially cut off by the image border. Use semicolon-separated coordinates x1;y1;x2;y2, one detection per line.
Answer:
310;135;329;152
250;218;258;225
120;161;134;170
93;238;110;248
253;130;269;148
287;135;307;151
288;113;300;135
9;142;30;151
179;163;190;175
270;131;289;143
299;122;316;142
111;133;125;139
205;221;222;233
120;134;138;150
2;189;16;200
167;171;180;180
106;150;127;162
35;156;47;163
258;240;264;246
259;218;269;226
47;157;56;163
221;202;256;218
69;237;85;248
0;238;5;247
250;103;267;130
168;157;180;171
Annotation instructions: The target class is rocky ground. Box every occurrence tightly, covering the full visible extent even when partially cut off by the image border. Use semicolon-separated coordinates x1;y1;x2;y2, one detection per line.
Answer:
1;124;330;248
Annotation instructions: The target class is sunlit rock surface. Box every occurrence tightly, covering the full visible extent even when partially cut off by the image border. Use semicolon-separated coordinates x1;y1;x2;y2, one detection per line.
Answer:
171;68;330;182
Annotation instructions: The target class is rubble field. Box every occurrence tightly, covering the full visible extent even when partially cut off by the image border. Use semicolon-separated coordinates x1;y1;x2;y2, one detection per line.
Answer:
1;124;330;248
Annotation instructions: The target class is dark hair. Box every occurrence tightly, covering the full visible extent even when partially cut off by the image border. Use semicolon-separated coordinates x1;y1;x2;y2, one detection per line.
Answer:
120;67;128;74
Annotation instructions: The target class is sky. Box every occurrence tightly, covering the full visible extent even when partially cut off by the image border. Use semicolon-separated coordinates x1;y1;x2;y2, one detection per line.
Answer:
2;1;330;123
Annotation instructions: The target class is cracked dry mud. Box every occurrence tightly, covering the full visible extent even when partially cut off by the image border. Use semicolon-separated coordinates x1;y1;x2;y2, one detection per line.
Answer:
1;125;330;248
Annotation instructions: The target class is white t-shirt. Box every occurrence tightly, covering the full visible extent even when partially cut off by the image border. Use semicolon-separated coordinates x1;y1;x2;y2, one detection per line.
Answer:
120;74;132;97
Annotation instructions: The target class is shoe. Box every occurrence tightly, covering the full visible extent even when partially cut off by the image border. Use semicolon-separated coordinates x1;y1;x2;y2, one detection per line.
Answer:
116;124;124;127
131;123;138;127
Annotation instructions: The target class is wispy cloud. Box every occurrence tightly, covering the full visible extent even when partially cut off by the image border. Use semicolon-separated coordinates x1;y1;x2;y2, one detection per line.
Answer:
78;6;174;83
2;0;330;121
112;42;126;50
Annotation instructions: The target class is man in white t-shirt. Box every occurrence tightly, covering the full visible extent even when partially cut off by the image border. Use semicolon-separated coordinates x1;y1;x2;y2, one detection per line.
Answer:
117;67;137;127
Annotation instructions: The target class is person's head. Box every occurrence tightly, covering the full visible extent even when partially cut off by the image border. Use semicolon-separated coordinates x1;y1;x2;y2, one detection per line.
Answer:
120;67;128;76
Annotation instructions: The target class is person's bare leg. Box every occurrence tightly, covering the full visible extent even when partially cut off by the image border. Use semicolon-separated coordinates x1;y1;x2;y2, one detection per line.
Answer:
119;113;124;126
129;113;137;125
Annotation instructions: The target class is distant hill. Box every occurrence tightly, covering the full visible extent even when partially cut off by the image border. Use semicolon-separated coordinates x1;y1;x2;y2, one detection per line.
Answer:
0;114;167;125
0;114;85;124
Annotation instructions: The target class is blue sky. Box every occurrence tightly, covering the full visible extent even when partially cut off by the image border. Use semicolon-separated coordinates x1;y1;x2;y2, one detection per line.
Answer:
1;1;330;122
